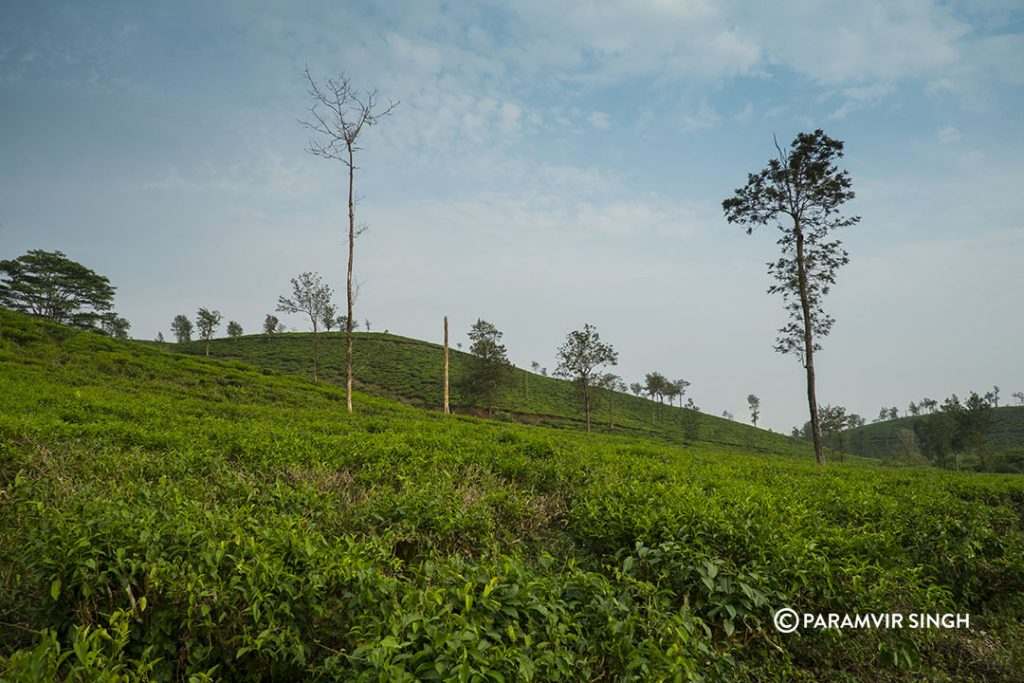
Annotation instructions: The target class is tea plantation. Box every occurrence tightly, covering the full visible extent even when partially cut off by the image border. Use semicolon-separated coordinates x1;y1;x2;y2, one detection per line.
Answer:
2;309;1024;681
163;331;814;458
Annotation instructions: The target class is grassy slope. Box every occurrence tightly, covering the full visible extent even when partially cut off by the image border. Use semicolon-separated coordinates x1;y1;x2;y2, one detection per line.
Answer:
2;309;1024;681
843;407;1024;460
163;332;817;459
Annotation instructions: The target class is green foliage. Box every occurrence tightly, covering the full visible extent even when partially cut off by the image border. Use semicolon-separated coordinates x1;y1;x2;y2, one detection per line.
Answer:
163;327;825;458
226;321;243;338
170;315;192;343
555;324;618;432
9;310;1020;679
460;319;511;411
195;308;222;356
0;249;115;330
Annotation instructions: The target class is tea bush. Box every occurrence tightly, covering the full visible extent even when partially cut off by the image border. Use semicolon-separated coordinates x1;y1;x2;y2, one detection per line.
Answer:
2;309;1023;680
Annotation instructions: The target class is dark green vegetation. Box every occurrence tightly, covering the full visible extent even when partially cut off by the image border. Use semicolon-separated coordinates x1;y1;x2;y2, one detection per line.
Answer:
843;407;1024;472
0;249;127;337
165;330;812;459
3;309;1024;681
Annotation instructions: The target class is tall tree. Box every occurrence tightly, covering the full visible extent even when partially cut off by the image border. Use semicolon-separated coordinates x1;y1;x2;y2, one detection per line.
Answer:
302;68;396;414
277;272;333;383
226;321;243;338
747;394;761;427
723;130;859;466
555;324;618;433
195;308;222;356
629;382;644;397
461;318;510;413
171;314;193;343
0;249;115;329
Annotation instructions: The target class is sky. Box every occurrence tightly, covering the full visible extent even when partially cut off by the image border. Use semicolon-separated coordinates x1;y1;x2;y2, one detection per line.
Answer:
1;0;1022;432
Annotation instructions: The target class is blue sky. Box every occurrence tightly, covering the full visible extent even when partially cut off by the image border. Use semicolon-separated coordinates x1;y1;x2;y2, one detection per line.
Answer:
2;0;1022;431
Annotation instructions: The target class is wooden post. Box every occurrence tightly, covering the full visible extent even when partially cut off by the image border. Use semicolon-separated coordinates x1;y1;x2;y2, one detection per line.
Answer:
443;316;450;414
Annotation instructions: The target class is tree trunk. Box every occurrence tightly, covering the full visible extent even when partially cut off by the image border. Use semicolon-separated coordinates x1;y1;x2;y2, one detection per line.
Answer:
443;316;450;414
345;143;355;414
584;381;592;432
312;319;319;383
795;226;826;466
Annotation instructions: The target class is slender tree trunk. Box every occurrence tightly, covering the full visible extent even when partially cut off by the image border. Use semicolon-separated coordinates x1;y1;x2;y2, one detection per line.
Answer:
345;143;355;413
443;316;450;414
584;381;592;432
795;226;825;466
312;319;319;383
205;339;209;357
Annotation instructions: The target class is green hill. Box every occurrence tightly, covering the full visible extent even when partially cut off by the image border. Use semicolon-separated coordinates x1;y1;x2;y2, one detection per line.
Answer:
843;407;1024;466
3;308;1024;680
162;331;815;459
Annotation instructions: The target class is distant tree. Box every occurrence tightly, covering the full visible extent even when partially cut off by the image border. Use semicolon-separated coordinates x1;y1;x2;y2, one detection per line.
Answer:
555;324;618;433
747;394;761;427
908;401;919;416
277;272;333;382
681;403;701;442
227;321;243;338
723;130;859;467
663;381;680;415
302;68;396;415
156;332;164;343
722;410;734;420
847;414;865;428
0;249;116;330
629;382;643;397
644;372;670;421
263;314;280;336
100;312;130;340
989;385;1000;408
672;379;690;408
364;319;371;333
461;319;510;412
818;404;849;462
596;373;624;429
540;367;547;377
888;407;899;421
531;361;541;374
920;409;957;469
1014;391;1024;406
321;303;338;332
920;397;938;414
171;314;193;343
195;308;222;356
960;391;993;471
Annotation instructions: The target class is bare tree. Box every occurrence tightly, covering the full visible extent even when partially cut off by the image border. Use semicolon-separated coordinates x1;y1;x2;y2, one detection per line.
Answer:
302;67;396;413
443;316;450;414
277;272;333;382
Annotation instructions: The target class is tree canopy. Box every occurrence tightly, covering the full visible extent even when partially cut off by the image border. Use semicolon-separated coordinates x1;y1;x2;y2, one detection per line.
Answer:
0;249;115;330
